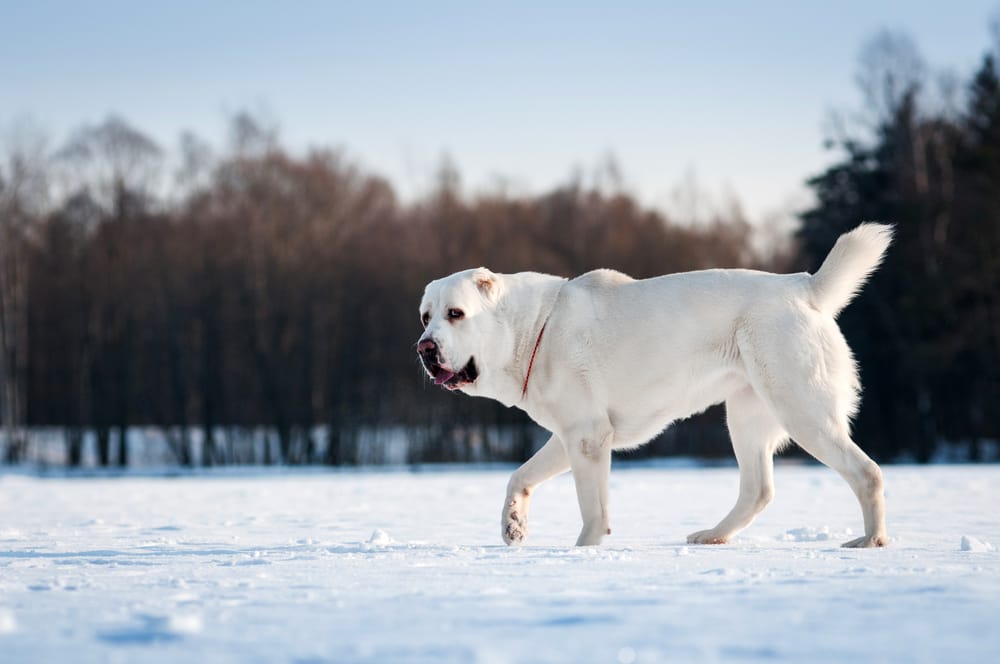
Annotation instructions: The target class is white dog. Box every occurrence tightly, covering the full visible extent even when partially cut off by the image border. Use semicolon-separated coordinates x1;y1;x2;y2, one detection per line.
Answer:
417;223;891;548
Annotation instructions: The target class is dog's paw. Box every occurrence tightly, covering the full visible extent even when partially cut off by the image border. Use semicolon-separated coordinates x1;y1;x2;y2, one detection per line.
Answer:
575;523;610;547
841;534;888;548
686;529;730;545
502;499;528;545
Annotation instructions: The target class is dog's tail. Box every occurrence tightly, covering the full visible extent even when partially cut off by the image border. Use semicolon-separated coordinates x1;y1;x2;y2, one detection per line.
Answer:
809;222;893;317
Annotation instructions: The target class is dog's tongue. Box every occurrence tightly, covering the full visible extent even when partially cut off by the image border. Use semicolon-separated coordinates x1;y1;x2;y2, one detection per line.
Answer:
434;370;456;385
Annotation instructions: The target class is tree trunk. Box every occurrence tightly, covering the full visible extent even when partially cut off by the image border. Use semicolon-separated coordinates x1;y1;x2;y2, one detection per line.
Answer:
0;224;29;464
66;427;84;467
96;426;111;467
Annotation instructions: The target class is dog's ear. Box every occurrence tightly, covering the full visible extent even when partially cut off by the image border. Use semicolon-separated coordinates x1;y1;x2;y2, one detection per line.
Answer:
472;267;500;301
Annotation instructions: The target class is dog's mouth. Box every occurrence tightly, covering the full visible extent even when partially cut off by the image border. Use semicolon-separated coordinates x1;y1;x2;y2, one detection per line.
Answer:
423;356;479;391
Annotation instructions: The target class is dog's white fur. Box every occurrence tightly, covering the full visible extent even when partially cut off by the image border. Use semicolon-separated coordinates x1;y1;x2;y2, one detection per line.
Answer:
418;223;891;548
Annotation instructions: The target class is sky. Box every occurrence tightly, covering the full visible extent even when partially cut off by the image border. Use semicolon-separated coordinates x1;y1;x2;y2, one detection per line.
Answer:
2;1;999;224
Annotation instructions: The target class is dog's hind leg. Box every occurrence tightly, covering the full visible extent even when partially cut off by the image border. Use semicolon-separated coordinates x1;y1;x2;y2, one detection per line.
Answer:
502;434;570;545
779;420;887;548
688;386;787;544
740;315;888;548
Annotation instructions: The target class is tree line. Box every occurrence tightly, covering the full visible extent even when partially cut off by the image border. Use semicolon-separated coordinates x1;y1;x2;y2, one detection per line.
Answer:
0;112;771;467
799;32;1000;462
2;29;999;466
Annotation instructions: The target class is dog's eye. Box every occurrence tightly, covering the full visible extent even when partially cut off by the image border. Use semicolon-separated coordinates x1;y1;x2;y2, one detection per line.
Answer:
421;312;430;327
447;308;465;321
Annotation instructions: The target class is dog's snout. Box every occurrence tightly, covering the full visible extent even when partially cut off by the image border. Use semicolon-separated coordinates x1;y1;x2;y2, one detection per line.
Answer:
418;338;437;356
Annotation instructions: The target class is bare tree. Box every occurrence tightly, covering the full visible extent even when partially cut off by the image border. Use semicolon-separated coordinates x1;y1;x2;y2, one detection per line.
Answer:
991;10;1000;58
172;130;214;200
56;115;163;214
54;117;163;466
855;30;927;128
0;126;48;461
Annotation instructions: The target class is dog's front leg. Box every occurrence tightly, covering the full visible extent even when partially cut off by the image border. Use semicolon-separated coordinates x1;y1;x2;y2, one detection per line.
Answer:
566;424;614;546
502;434;570;545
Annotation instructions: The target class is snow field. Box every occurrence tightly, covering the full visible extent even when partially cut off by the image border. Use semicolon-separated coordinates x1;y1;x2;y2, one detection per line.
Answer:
1;463;998;662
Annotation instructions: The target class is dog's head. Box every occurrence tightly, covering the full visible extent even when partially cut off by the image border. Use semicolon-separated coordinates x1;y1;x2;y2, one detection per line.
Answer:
417;267;507;395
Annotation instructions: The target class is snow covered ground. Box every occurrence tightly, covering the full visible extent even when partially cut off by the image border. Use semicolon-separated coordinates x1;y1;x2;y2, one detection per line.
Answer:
1;462;998;663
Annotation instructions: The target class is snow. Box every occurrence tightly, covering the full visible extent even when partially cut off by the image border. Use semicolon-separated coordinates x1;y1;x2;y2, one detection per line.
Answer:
959;535;995;552
1;463;998;662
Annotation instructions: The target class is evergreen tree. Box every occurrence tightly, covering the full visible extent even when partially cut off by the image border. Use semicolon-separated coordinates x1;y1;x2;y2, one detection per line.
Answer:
950;54;1000;455
802;50;1000;461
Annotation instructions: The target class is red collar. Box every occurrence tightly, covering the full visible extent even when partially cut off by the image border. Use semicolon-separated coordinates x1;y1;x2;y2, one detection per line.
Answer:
520;282;564;400
520;323;547;399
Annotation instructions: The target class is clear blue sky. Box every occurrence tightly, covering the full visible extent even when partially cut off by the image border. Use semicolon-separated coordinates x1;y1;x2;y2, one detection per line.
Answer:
2;1;998;222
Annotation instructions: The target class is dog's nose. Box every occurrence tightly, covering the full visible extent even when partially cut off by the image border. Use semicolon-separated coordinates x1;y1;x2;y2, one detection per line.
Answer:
418;339;437;355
